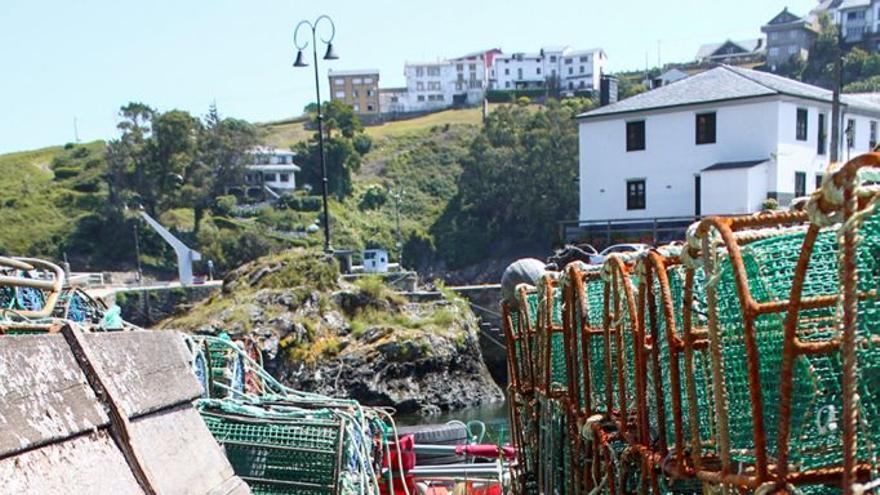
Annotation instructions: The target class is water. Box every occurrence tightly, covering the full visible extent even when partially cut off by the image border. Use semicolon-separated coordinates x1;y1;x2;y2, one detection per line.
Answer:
396;399;512;445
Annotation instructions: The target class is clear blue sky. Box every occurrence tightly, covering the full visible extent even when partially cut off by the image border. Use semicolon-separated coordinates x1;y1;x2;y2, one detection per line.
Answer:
0;0;817;153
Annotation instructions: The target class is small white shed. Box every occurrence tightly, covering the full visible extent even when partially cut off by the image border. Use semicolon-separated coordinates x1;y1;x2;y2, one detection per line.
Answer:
362;249;389;273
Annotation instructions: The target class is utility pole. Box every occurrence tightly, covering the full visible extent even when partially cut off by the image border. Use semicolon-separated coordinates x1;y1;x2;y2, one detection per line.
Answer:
830;33;843;163
389;187;405;269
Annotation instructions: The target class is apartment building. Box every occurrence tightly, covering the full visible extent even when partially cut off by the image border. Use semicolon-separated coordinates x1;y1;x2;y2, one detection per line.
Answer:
491;46;607;94
328;69;380;114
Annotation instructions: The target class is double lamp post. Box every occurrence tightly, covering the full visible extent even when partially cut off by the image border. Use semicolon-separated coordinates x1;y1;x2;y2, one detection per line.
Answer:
293;15;337;253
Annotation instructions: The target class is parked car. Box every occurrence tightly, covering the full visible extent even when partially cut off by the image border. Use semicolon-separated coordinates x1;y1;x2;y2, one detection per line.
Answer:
589;243;651;265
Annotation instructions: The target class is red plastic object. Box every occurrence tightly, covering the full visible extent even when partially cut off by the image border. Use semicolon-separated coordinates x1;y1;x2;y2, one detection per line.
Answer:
454;444;516;460
379;474;416;495
383;434;416;471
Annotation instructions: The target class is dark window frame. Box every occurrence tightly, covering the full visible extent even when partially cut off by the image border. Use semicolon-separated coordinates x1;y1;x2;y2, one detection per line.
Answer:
695;112;716;145
815;173;823;189
795;171;806;197
818;113;827;155
626;179;646;210
626;120;646;152
796;108;808;141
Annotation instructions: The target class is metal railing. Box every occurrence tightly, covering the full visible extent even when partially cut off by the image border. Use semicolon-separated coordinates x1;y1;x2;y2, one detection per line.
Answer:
558;215;703;247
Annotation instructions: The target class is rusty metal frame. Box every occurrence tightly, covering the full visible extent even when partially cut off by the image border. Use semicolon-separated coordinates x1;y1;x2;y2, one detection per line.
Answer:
0;256;65;320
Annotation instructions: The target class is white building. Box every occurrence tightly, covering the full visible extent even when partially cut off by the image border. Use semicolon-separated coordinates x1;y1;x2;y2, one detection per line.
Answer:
232;147;300;200
576;65;880;222
403;61;456;112
838;0;880;44
694;38;765;64
400;49;501;113
644;68;689;90
491;46;607;94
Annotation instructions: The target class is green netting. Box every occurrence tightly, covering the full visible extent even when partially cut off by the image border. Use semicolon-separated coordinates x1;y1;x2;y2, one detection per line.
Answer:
537;396;568;495
651;266;715;453
201;412;341;493
712;209;880;471
583;276;611;412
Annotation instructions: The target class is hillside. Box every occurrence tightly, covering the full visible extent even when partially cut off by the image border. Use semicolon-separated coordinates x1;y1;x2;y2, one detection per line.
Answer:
0;141;107;256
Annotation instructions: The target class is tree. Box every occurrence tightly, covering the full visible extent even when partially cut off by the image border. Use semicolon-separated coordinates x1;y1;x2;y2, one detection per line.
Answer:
435;101;579;266
295;101;370;199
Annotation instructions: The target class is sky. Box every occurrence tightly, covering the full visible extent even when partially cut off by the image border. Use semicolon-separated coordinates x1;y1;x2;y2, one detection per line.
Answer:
0;0;819;153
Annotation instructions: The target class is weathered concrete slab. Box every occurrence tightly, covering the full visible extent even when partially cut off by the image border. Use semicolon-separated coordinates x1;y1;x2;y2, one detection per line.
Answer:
82;331;202;418
0;334;108;457
0;330;250;494
0;430;143;493
130;404;244;495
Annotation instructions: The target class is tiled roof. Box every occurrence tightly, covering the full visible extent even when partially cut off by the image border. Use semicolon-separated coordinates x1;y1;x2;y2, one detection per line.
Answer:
702;159;768;171
328;69;380;76
696;39;764;60
577;65;880;119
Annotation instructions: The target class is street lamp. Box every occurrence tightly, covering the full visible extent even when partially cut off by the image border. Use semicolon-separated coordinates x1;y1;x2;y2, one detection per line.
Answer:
293;15;339;253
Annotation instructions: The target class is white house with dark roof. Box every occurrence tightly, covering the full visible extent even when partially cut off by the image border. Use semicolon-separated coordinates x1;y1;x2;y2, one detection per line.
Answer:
761;7;819;69
491;46;607;93
576;65;880;222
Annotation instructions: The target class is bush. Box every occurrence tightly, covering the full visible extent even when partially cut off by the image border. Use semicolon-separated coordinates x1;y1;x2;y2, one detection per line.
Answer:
762;198;779;211
358;184;387;211
214;195;237;216
353;134;373;155
516;96;531;106
278;195;322;211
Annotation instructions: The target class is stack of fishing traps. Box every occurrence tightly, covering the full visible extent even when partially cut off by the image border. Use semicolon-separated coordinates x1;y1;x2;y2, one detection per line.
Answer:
502;154;880;494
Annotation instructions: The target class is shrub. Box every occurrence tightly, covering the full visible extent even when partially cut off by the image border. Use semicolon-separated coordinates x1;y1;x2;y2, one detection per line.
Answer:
353;134;373;155
277;195;322;211
358;184;387;211
214;195;237;216
762;198;779;211
516;96;531;106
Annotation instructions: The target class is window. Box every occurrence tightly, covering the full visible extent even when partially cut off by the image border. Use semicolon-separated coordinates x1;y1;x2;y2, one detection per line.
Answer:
353;104;360;112
504;68;510;75
788;45;798;55
469;63;476;70
695;112;716;144
367;104;374;111
352;90;359;98
518;68;523;79
847;118;856;147
364;77;373;83
795;171;806;197
818;113;827;155
352;78;362;84
427;67;440;76
580;80;585;88
871;120;877;149
568;81;574;89
627;179;646;210
565;58;572;64
568;67;573;75
626;121;646;151
279;173;289;183
536;67;541;74
417;95;425;101
796;108;808;141
505;81;511;88
334;91;345;98
366;89;374;96
456;63;463;71
416;67;424;76
416;82;424;90
580;56;589;62
550;55;557;62
276;156;287;164
815;173;824;189
391;96;398;103
551;69;556;76
580;65;585;73
264;173;276;182
334;78;344;85
769;47;780;57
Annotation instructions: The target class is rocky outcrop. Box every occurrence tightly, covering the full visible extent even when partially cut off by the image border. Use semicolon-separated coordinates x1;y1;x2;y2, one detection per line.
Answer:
158;249;503;415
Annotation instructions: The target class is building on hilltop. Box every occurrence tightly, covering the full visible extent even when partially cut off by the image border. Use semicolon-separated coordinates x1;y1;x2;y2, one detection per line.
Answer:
328;69;380;114
761;7;819;70
695;38;766;64
402;48;501;113
837;0;880;45
378;87;408;114
227;147;300;201
490;46;607;95
576;65;880;226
